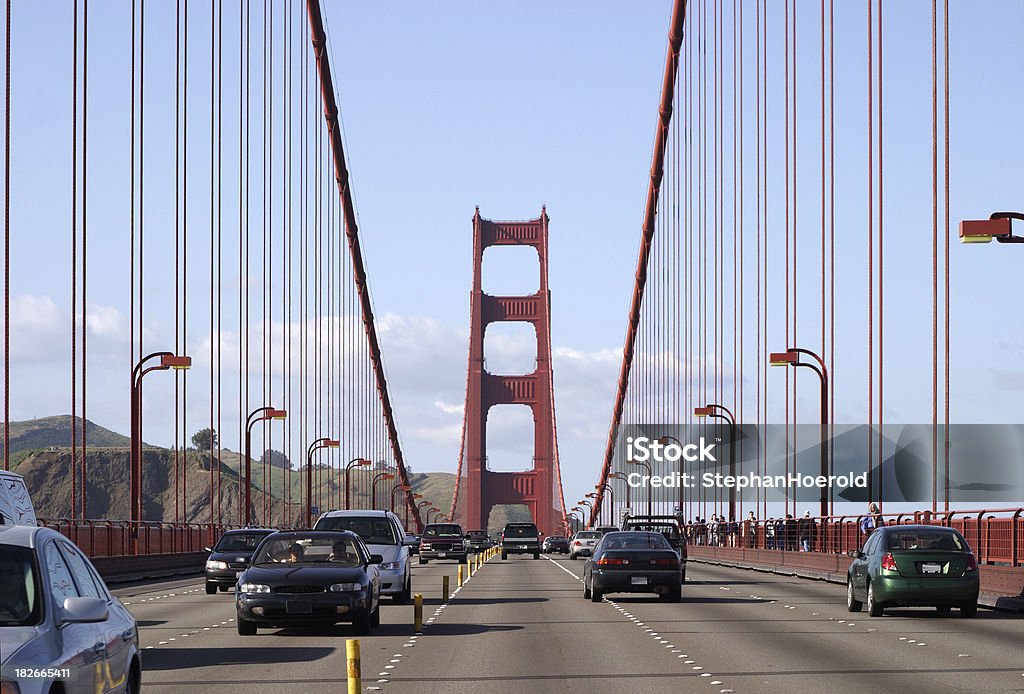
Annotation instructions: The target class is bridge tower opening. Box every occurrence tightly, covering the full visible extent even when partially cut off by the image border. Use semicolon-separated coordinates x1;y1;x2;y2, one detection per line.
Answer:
457;207;564;536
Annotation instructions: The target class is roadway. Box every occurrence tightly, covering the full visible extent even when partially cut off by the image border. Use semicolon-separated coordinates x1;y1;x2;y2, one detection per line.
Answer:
112;555;1024;693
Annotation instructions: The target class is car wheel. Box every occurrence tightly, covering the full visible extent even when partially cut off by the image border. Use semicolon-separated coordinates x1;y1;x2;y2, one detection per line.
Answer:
205;582;217;595
123;657;141;694
846;577;863;612
867;581;884;617
352;609;371;635
959;602;977;618
393;575;411;604
681;568;686;584
936;605;952;615
418;557;427;565
370;602;381;628
583;578;592;599
501;551;507;560
660;586;682;603
570;553;577;560
590;584;603;603
219;584;230;592
237;617;257;635
533;552;540;560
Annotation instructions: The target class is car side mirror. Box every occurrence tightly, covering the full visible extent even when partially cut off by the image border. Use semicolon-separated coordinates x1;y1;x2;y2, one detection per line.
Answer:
368;554;384;564
403;535;419;546
59;597;108;625
204;547;213;553
847;550;863;559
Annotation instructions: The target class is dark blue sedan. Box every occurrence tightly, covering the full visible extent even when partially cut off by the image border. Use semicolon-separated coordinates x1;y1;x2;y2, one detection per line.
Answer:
235;530;382;635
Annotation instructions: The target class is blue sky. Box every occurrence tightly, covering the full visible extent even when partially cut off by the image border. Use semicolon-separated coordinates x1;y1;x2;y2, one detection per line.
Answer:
3;1;1023;518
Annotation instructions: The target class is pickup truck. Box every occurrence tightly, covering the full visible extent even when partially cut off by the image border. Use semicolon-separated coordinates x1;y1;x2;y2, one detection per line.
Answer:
465;529;491;553
621;515;688;582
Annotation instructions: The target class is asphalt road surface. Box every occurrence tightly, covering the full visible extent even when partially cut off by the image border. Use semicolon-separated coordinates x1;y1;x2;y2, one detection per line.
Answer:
112;554;1024;694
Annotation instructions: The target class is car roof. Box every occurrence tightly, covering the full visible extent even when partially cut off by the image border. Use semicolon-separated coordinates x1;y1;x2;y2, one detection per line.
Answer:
883;524;961;533
0;524;60;548
222;527;276;534
319;509;394;518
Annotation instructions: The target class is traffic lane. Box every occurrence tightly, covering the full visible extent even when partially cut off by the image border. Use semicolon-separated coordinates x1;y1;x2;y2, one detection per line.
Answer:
109;561;456;691
688;562;1024;687
384;553;707;694
607;559;1021;693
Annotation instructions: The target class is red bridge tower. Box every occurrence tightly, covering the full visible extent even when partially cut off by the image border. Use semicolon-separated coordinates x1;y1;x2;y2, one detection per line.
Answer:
461;207;562;535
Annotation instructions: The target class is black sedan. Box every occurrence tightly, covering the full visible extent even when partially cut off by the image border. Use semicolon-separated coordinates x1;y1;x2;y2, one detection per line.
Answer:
542;536;570;554
583;531;683;603
235;530;382;635
204;527;276;594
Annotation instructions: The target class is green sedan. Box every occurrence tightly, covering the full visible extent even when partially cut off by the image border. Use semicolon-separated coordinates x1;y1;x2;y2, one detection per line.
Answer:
846;525;979;617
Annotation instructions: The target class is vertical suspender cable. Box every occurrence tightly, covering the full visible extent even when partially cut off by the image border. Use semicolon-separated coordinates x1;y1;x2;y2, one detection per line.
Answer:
81;0;88;519
942;0;949;512
71;0;79;519
2;0;9;473
931;0;937;513
866;0;874;503
175;0;181;526
208;0;215;527
876;0;884;508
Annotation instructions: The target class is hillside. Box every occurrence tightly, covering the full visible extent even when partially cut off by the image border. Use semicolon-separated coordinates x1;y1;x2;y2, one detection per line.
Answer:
6;416;534;533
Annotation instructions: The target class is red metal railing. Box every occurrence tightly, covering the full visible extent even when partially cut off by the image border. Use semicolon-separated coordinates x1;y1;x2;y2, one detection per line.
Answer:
38;518;246;558
681;508;1022;567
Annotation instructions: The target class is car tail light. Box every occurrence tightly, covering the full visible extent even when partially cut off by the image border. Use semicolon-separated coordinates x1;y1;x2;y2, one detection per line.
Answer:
880;552;898;572
965;554;977;572
597;556;629;566
649;558;678;567
573;540;582;546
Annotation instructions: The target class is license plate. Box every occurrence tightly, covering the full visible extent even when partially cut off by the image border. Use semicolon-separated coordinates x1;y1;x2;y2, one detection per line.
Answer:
517;545;528;549
921;562;942;574
438;552;447;557
631;576;649;585
286;601;312;614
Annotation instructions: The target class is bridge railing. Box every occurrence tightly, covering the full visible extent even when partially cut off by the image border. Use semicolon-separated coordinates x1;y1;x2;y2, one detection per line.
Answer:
38;518;246;557
680;508;1022;567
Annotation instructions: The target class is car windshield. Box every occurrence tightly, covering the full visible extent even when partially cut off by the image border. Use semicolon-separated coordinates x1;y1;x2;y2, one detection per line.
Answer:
423;525;463;538
887;530;965;551
504;525;538;538
252;534;364;567
316;516;398;545
602;532;672;550
215;532;271;552
575;532;601;540
0;545;41;627
467;531;487;539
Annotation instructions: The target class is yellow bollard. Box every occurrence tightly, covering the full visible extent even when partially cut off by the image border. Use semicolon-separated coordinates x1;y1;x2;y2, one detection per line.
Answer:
414;593;423;633
442;575;450;602
458;564;464;587
346;639;361;694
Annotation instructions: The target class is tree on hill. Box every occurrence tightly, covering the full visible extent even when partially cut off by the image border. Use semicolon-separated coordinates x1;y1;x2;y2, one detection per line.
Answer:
263;448;291;469
191;427;219;450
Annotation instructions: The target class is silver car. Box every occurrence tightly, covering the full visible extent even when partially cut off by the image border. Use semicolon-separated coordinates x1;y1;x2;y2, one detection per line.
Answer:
0;525;140;693
314;509;417;603
569;530;603;560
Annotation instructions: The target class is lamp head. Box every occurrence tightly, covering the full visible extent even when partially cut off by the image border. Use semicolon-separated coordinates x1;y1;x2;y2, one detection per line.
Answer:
161;354;192;370
693;406;712;417
268;408;288;420
959;217;1010;243
769;351;799;367
325;439;340;448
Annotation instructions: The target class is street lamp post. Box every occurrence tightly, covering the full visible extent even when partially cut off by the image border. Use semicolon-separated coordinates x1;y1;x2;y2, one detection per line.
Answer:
693;405;737;521
608;472;630;519
628;459;653;517
594;484;614;526
244;407;287;526
305;438;339;524
344;458;372;509
770;348;830;517
390;483;411;514
130;352;191;534
585;492;600;525
371;471;395;509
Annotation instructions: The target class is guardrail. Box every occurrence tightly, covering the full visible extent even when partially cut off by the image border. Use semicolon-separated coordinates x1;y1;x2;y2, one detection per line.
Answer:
680;508;1023;567
38;518;245;557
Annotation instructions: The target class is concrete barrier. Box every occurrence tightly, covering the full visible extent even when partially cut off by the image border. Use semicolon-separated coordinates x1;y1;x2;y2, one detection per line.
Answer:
91;551;207;584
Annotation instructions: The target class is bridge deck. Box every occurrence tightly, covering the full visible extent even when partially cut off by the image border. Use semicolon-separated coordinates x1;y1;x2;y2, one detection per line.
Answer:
113;555;1023;693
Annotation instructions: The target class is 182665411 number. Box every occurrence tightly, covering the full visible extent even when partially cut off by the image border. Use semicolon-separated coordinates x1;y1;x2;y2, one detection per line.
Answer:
14;668;71;679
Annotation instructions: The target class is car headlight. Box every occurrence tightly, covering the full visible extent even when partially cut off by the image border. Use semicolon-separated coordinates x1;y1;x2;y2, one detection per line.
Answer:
206;560;229;570
2;681;22;694
239;583;270;594
420;543;432;550
329;582;364;592
380;561;403;571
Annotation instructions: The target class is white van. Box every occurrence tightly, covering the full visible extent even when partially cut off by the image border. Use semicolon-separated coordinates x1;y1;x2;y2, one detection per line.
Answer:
0;470;38;526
